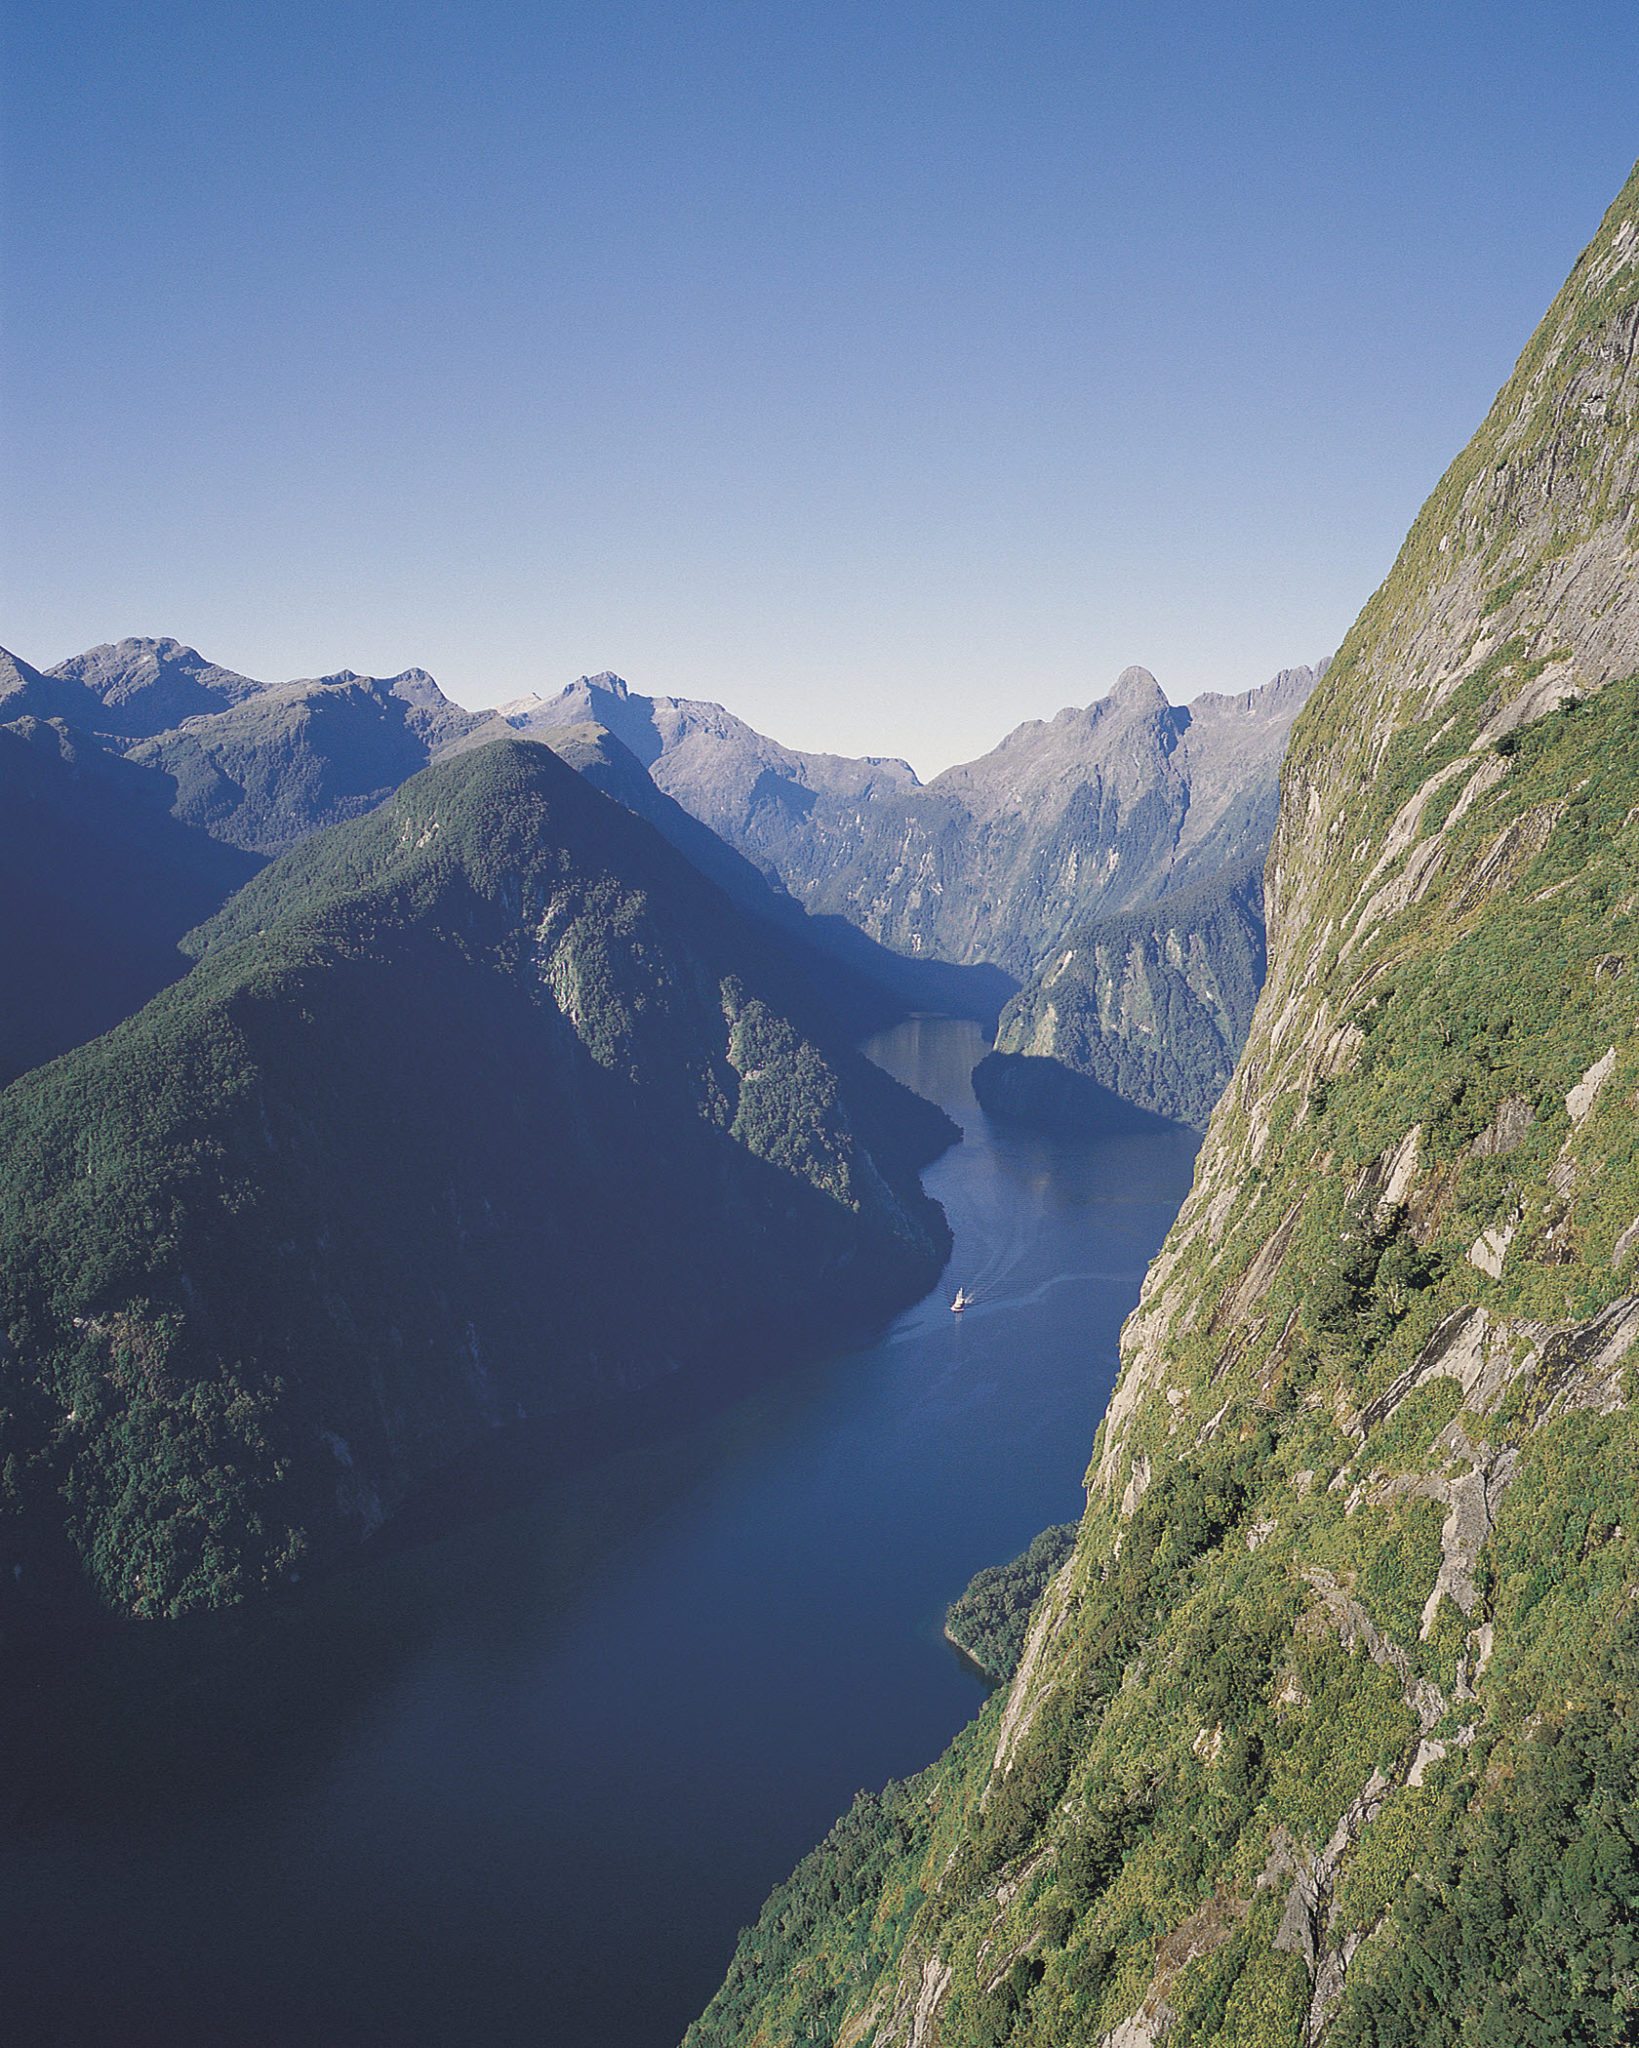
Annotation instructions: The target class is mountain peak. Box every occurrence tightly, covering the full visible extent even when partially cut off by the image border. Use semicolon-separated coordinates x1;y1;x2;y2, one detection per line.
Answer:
36;637;266;738
57;636;213;677
1108;664;1165;708
578;672;632;699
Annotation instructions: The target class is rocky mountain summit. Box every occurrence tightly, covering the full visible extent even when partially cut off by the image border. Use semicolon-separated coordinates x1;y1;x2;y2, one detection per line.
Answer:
508;661;1324;983
539;721;1010;1031
687;159;1639;2048
3;631;1313;1119
0;636;509;854
2;637;268;735
508;658;1321;1130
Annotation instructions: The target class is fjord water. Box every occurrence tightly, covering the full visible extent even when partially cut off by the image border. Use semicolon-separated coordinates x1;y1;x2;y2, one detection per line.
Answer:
0;1017;1197;2048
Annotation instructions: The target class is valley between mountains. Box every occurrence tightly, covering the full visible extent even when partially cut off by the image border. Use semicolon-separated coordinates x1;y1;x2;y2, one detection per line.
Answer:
0;617;1307;1616
2;154;1638;2048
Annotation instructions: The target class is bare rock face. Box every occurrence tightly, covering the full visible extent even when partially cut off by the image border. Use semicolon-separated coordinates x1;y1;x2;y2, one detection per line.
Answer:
15;637;1315;1111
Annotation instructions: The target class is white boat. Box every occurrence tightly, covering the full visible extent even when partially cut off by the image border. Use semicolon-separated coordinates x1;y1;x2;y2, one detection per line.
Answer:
950;1286;972;1313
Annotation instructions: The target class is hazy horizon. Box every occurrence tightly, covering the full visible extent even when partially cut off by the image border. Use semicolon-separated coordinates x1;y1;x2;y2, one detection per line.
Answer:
1;631;1332;780
5;2;1638;769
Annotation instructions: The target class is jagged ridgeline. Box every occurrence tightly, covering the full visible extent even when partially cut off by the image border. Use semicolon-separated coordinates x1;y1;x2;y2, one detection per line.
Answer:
686;165;1639;2048
508;664;1321;986
0;739;952;1621
0;634;513;855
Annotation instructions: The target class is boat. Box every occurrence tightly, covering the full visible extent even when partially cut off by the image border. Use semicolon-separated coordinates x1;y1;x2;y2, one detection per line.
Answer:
950;1286;971;1313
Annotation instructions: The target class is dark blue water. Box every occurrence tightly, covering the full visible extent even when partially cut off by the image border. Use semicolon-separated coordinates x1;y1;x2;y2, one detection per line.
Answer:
0;1017;1197;2048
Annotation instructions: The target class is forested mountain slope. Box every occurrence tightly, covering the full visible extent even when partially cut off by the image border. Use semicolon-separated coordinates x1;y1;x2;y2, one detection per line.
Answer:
0;712;260;1086
0;739;951;1622
8;635;1305;1115
543;721;1014;1030
686;161;1639;2048
976;863;1266;1130
506;663;1322;982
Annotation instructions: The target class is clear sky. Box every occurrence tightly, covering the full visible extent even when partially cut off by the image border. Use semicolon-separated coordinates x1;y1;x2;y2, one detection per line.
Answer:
3;2;1636;774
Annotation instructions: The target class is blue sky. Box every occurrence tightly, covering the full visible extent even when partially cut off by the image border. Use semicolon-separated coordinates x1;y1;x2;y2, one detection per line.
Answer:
3;2;1637;772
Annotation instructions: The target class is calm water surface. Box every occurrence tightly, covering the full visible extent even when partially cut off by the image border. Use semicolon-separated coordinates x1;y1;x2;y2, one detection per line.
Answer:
0;1017;1197;2048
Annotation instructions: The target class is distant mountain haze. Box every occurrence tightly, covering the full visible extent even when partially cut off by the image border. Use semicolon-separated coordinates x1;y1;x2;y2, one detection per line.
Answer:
6;639;1315;983
504;659;1325;982
1;633;1320;1120
539;720;1013;1033
508;657;1321;1127
5;637;268;735
0;636;512;855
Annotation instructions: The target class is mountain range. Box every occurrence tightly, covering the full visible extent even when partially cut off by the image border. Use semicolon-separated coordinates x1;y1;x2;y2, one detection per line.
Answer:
0;636;508;854
3;629;1321;1129
503;660;1323;984
0;601;1330;1627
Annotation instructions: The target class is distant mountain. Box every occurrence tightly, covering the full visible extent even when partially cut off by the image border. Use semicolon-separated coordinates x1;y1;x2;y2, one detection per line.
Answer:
503;669;918;814
1;637;1007;1071
1;637;266;736
127;668;508;854
0;738;952;1620
506;662;1324;981
975;859;1267;1130
12;635;1308;1093
0;707;260;1087
2;637;509;856
541;721;1015;1031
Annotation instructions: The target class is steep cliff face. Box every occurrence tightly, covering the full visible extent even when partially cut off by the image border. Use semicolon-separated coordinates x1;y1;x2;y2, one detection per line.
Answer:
686;165;1639;2048
0;740;952;1621
977;863;1266;1130
509;664;1321;982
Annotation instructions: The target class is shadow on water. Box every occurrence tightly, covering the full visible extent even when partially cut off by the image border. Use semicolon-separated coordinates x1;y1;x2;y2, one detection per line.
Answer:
2;1279;922;1839
0;1015;1199;2048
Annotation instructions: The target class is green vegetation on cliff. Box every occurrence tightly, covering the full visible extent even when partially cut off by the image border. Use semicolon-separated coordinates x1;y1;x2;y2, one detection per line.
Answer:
0;739;952;1621
945;1525;1078;1684
686;161;1639;2048
983;862;1266;1130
